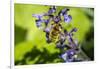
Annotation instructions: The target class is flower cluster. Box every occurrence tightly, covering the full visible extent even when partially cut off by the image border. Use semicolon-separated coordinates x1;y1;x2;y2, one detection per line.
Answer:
32;6;82;62
32;6;72;28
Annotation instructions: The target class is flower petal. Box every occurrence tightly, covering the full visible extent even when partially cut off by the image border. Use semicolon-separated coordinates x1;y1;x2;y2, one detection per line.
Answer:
58;8;69;16
64;15;72;23
66;49;75;56
36;20;43;27
44;19;50;26
70;28;77;33
60;49;76;62
48;6;56;15
60;52;68;61
44;27;51;33
32;14;43;19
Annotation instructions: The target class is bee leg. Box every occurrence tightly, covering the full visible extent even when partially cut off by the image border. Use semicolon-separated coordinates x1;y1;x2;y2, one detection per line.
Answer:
46;32;51;43
56;40;65;49
46;39;51;43
56;41;61;48
60;39;65;45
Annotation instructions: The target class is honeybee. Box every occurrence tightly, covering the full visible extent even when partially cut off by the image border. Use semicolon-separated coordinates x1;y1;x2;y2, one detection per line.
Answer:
45;22;66;44
49;23;62;43
44;15;65;44
32;6;72;44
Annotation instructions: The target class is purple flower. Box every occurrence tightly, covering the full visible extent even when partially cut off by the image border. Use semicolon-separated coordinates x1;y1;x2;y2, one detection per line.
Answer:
44;27;51;33
60;49;76;62
48;6;56;15
51;6;56;12
32;14;46;27
44;19;50;26
64;14;72;23
35;19;44;27
32;14;44;19
58;8;69;16
67;49;76;56
35;20;42;27
58;8;72;23
70;28;77;33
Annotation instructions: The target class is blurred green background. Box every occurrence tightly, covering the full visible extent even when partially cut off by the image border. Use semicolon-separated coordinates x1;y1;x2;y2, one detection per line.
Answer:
14;3;94;65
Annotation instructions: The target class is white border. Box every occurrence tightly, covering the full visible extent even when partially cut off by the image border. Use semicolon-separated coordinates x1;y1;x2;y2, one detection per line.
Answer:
15;0;95;8
11;0;14;69
15;61;96;69
0;0;10;69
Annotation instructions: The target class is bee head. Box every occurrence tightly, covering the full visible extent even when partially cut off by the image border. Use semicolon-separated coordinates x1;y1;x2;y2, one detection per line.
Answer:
53;16;61;23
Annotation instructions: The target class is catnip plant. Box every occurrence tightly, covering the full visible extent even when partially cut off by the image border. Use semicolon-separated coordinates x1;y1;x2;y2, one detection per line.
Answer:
32;6;89;62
